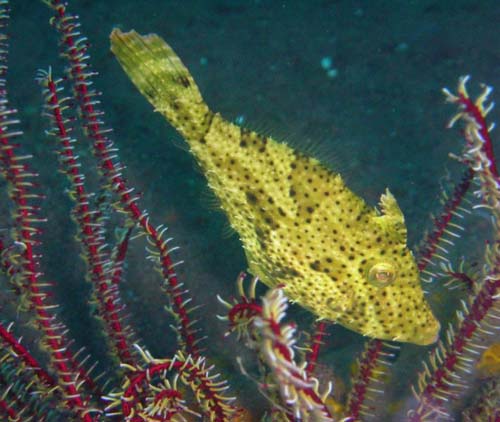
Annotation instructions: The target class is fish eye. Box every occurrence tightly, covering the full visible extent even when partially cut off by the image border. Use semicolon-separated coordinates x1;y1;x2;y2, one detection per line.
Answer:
368;262;396;287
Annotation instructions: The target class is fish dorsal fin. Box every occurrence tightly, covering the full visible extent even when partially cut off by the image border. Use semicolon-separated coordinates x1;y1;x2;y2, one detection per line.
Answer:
373;188;407;243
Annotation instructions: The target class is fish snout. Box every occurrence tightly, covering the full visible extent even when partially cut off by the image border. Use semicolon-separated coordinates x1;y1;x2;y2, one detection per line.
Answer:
416;318;441;346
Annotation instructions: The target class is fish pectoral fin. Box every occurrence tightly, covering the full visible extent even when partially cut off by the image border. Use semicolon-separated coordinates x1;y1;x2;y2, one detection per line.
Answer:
244;250;273;287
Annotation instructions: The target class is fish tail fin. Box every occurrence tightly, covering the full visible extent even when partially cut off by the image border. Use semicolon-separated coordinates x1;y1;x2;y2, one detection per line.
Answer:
110;29;213;141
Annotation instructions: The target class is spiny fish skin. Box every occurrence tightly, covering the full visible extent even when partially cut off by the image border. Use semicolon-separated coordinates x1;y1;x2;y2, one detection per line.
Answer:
110;29;440;345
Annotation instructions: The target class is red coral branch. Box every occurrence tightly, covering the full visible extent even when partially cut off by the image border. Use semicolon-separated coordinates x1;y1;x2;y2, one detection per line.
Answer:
408;77;500;421
38;68;137;366
0;397;18;420
45;0;202;358
305;320;328;376
0;321;55;388
104;347;237;421
0;97;93;421
220;277;334;421
0;33;94;422
417;168;474;273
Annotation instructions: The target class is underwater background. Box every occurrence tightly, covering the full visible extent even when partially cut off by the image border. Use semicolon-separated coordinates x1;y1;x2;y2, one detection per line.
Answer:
2;0;500;419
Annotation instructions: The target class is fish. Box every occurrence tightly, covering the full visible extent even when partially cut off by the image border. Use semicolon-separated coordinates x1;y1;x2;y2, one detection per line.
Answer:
476;343;500;378
110;29;440;345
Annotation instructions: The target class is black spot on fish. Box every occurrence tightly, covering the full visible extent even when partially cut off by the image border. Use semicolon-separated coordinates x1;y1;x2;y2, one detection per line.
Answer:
178;75;191;88
197;111;214;144
310;260;320;271
264;217;276;227
246;191;258;204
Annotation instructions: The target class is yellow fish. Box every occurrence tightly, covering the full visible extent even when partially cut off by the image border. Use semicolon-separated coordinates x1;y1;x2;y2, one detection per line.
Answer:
110;29;440;345
476;343;500;378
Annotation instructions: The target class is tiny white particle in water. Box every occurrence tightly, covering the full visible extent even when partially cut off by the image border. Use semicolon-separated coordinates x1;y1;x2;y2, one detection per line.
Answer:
327;68;338;78
235;115;245;125
395;42;409;53
320;56;333;70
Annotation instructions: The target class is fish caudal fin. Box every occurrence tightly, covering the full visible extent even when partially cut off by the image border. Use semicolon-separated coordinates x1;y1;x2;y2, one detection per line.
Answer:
110;29;213;141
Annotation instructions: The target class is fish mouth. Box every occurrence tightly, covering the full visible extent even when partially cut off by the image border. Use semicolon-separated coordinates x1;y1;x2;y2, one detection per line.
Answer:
415;319;441;346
